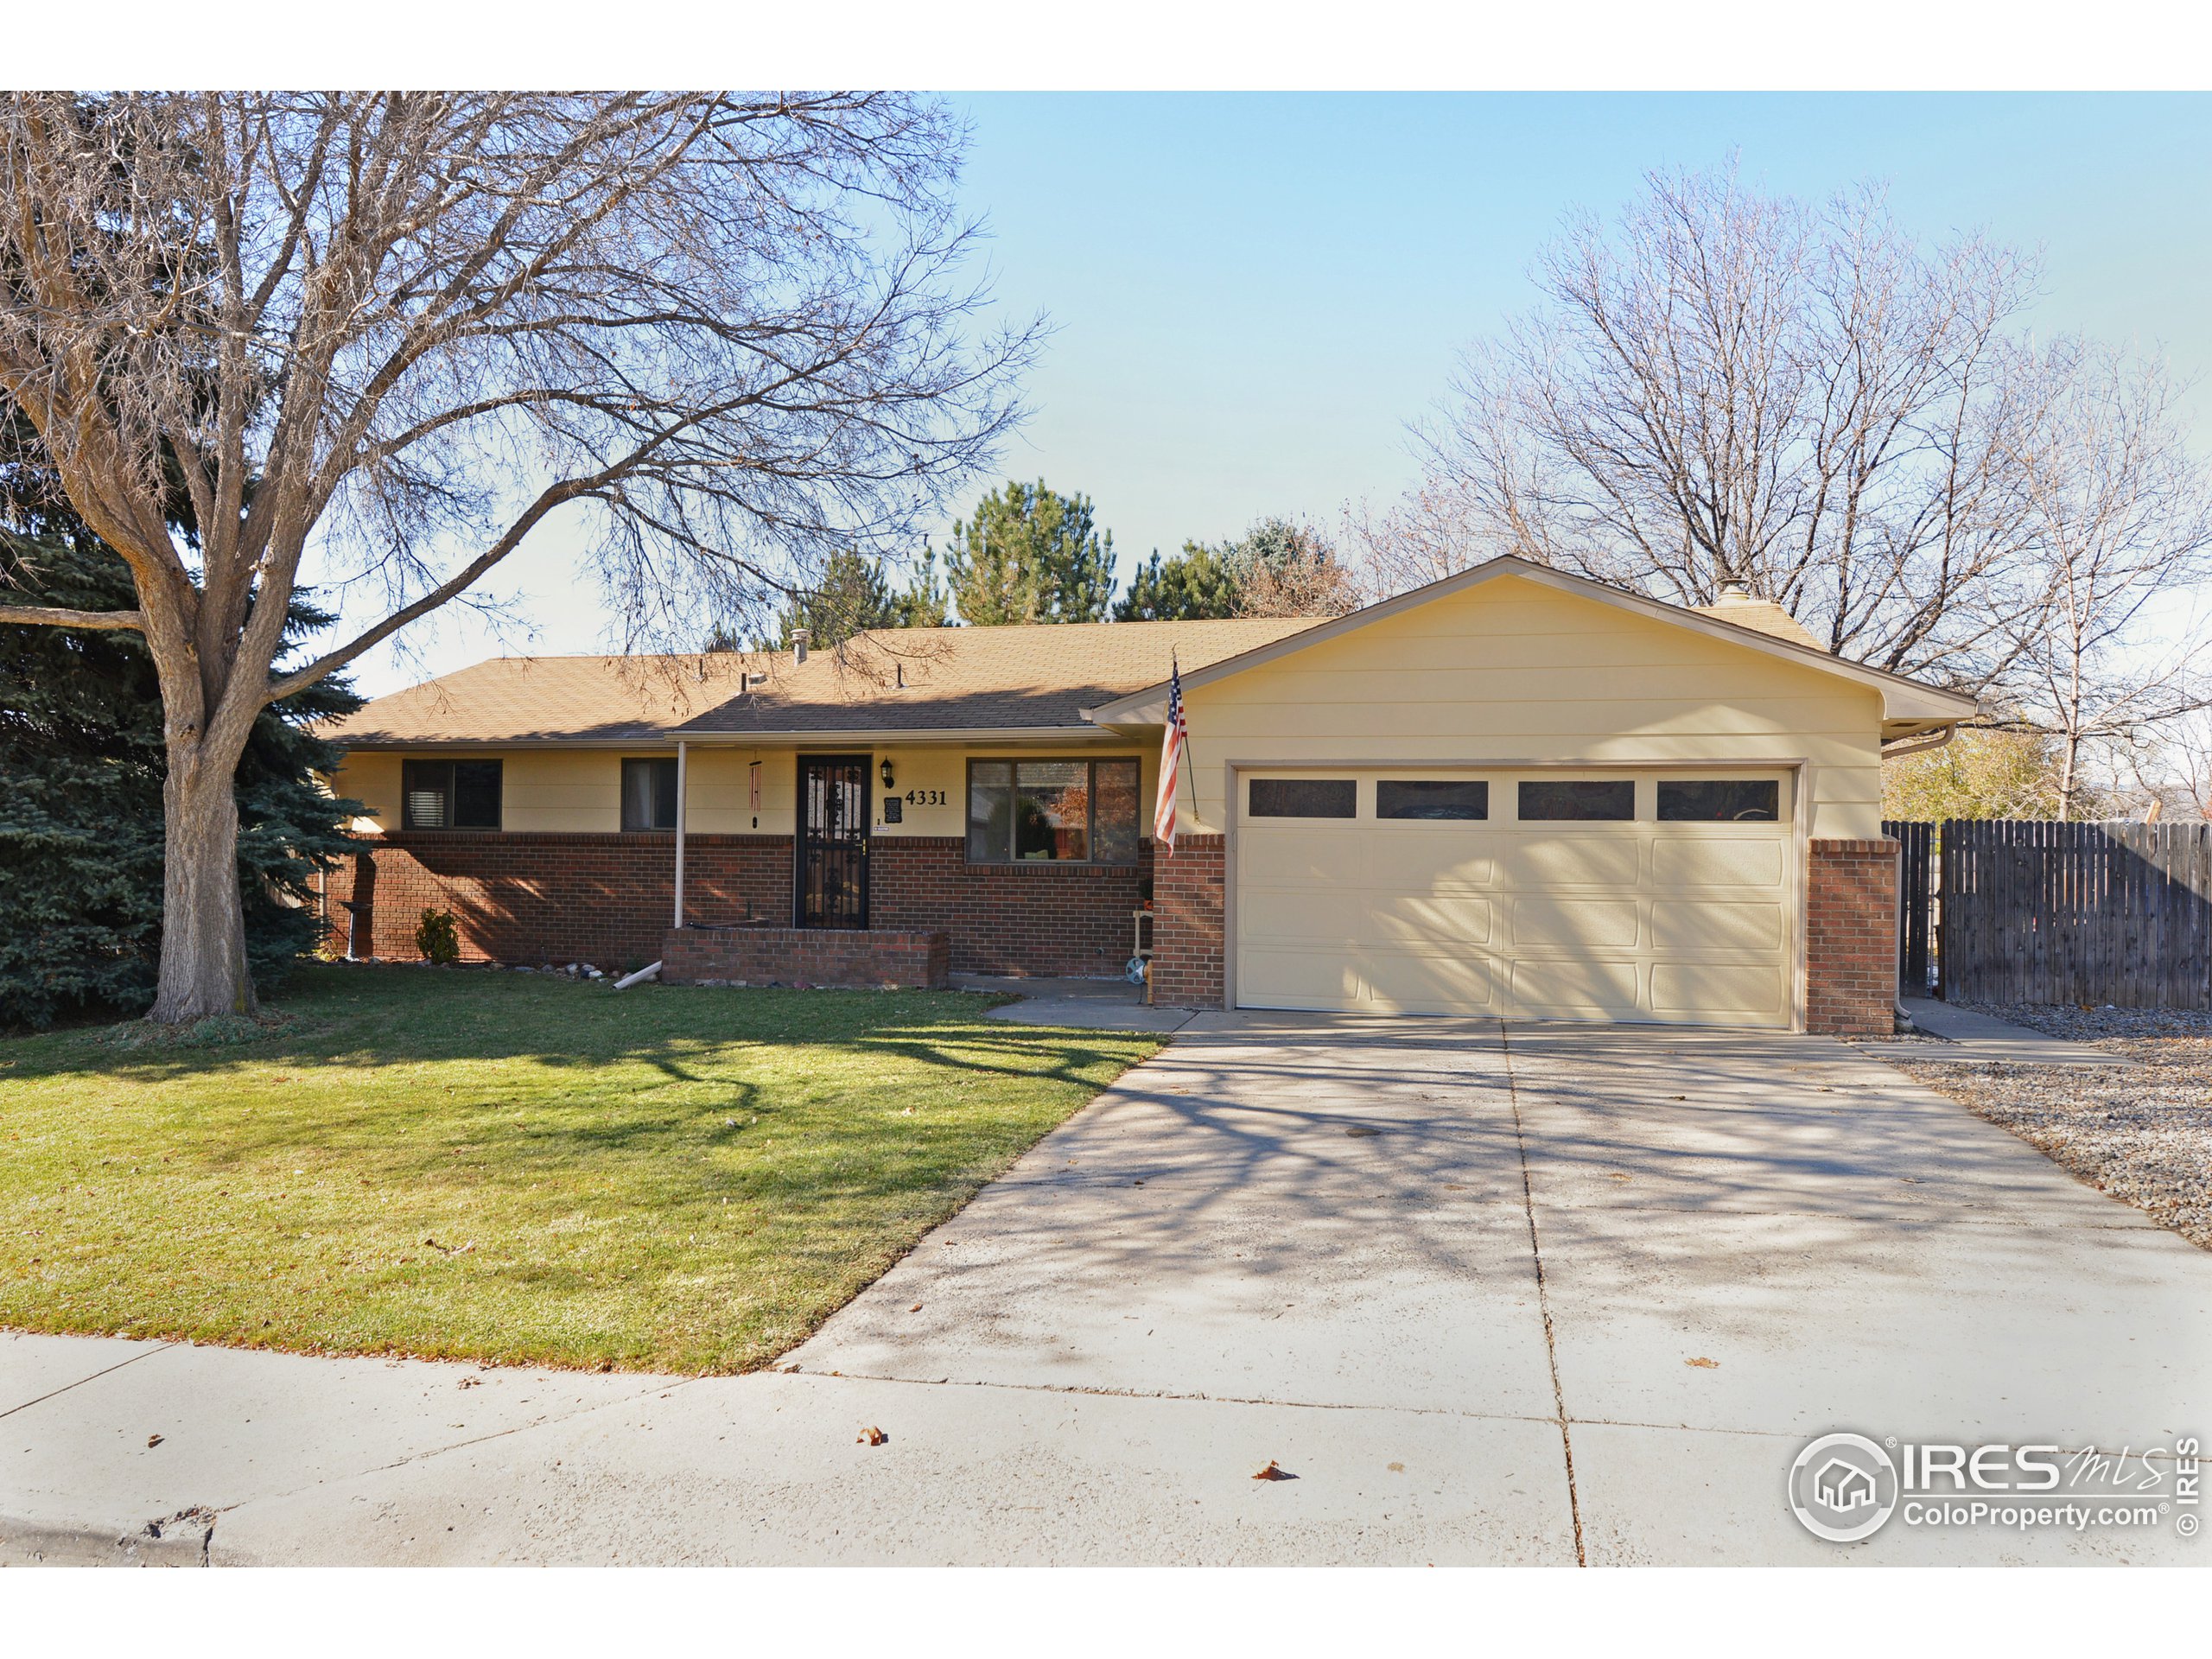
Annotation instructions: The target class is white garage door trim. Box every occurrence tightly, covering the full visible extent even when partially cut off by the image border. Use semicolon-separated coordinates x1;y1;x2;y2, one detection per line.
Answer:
1223;757;1810;1031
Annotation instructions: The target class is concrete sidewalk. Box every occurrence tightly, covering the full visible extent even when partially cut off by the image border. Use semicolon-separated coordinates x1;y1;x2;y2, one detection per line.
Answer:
1856;998;2135;1069
7;1332;1527;1567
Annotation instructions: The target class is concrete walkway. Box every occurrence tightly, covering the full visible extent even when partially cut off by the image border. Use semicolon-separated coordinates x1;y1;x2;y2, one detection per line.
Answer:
961;973;1197;1033
7;1016;2207;1566
1856;998;2135;1068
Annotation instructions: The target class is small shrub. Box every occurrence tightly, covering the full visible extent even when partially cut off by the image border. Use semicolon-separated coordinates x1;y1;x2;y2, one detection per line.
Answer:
415;907;461;965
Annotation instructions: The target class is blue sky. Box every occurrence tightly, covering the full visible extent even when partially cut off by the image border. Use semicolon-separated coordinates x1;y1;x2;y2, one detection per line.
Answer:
344;92;2212;696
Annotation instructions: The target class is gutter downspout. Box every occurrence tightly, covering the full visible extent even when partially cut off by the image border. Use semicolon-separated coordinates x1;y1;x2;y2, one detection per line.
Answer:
1879;721;1962;760
673;739;689;931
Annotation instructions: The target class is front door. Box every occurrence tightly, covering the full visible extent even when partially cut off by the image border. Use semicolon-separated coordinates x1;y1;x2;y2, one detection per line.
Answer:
796;754;871;929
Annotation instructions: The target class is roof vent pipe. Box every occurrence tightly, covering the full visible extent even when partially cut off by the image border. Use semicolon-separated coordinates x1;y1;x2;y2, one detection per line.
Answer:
792;628;810;664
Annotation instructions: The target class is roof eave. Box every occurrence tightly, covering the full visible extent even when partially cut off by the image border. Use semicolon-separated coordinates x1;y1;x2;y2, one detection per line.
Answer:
666;723;1122;744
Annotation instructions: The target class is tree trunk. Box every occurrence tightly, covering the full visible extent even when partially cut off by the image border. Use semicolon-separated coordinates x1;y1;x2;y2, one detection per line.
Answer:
2057;732;2082;823
149;736;257;1022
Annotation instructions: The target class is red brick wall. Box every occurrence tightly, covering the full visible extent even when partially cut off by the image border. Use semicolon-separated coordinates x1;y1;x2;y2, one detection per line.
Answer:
325;833;793;970
1150;835;1225;1008
324;830;1148;978
663;925;949;990
869;836;1150;978
1806;837;1898;1036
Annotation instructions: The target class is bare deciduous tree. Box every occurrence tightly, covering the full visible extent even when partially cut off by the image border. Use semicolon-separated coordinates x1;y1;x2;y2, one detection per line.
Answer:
1352;162;2049;688
1995;343;2212;819
0;92;1033;1021
1230;518;1359;619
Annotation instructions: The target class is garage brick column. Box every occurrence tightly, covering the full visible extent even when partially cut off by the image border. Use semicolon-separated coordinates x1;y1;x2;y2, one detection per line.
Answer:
1806;837;1899;1037
1149;834;1225;1007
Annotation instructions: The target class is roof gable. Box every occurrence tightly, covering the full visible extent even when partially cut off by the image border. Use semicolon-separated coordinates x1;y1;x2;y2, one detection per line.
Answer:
1083;555;1978;727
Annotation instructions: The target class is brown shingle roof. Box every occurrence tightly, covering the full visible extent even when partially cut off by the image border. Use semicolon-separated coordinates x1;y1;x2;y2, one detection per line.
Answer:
316;618;1320;747
676;620;1315;735
313;654;758;746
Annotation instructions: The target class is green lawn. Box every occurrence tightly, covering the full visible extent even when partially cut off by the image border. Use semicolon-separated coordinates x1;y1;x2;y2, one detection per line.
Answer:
0;965;1160;1373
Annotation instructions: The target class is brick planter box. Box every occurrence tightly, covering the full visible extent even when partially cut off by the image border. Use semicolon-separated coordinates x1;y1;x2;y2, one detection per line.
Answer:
662;924;950;990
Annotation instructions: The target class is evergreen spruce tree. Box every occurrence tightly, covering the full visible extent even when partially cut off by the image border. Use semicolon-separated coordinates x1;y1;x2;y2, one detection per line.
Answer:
1110;517;1356;621
1113;541;1243;620
944;480;1116;624
0;418;361;1029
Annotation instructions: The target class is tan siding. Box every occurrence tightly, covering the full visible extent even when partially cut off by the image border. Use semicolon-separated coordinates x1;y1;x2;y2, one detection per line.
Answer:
334;742;1158;843
684;747;793;835
329;752;401;831
1180;574;1884;841
499;751;619;831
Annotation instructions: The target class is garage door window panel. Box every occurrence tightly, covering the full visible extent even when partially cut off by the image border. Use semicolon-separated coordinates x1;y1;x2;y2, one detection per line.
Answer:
1518;779;1635;821
1656;779;1781;822
1377;779;1488;820
1249;778;1357;819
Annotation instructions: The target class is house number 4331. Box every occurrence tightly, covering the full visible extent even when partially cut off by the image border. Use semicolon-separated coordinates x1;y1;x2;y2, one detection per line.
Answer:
904;789;948;806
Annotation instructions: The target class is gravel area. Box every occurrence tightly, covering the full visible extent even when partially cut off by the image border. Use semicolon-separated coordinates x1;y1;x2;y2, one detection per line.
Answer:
1892;1003;2212;1250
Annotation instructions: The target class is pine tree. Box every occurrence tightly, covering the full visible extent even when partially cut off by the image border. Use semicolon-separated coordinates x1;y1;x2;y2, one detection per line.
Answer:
1113;541;1243;620
761;546;949;651
777;550;902;647
1110;517;1357;621
944;480;1116;625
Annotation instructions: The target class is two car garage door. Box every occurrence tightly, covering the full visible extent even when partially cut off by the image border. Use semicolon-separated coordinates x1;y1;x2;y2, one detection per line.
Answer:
1235;770;1798;1027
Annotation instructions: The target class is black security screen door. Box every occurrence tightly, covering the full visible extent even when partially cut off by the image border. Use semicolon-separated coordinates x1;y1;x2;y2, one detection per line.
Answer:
796;754;871;929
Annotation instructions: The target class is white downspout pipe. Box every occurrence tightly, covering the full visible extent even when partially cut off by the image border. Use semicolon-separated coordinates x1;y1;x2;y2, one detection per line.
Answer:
673;739;689;931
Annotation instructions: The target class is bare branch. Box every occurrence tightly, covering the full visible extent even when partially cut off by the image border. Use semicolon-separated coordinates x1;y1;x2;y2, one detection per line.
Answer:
0;601;144;629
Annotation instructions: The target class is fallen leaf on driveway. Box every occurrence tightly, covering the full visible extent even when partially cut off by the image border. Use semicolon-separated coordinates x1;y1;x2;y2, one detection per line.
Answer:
1252;1460;1295;1480
146;1434;163;1447
858;1426;889;1446
1685;1357;1719;1369
908;1303;923;1312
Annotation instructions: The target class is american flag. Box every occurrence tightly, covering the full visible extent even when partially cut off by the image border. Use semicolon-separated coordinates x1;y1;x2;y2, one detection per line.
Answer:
1155;658;1185;855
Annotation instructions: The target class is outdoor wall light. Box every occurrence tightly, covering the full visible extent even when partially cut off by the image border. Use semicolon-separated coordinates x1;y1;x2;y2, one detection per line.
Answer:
880;758;896;791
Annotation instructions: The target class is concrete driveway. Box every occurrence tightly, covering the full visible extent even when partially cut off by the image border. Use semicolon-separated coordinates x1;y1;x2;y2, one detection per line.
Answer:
784;1014;2210;1565
8;1016;2207;1565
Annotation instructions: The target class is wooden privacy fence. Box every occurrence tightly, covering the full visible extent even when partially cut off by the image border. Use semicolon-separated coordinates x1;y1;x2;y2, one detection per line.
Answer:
1885;819;1936;995
1885;818;2212;1007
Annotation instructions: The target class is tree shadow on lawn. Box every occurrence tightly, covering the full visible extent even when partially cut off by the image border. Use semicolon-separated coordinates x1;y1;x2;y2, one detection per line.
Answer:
3;965;1147;1084
1;966;1163;1205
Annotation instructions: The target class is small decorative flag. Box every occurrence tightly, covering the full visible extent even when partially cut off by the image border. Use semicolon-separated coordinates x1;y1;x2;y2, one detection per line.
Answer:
1155;657;1186;855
